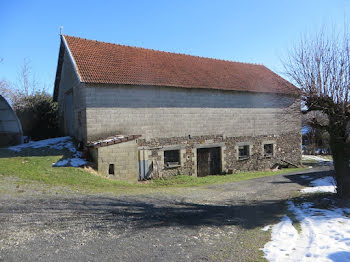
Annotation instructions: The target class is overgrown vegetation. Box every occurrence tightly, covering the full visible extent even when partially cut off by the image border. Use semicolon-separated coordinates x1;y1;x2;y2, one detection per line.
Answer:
0;58;59;140
13;92;59;140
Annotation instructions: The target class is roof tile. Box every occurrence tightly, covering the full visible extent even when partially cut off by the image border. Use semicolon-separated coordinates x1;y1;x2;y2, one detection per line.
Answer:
63;35;299;95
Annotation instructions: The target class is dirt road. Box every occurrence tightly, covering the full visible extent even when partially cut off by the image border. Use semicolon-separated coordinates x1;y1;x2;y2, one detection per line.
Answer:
0;167;332;262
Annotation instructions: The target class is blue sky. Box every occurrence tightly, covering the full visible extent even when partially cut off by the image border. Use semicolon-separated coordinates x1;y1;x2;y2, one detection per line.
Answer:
0;0;349;94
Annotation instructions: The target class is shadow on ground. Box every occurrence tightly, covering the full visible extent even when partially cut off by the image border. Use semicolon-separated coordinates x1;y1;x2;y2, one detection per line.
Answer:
0;146;71;158
1;168;338;234
278;167;334;186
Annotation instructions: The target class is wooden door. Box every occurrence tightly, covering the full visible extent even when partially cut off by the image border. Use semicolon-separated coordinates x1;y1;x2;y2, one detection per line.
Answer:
197;147;221;177
209;147;221;175
197;148;210;177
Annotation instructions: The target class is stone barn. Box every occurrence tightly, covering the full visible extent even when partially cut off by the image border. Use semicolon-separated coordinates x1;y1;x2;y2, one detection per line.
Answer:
53;35;302;181
0;95;23;147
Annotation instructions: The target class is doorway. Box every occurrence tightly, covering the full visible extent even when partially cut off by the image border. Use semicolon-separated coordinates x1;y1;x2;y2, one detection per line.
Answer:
197;147;221;177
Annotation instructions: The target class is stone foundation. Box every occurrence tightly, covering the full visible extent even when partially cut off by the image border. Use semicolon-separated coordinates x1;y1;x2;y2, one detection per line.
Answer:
88;132;301;181
137;132;301;179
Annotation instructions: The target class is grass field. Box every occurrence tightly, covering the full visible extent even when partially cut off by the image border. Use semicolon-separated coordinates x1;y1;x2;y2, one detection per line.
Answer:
0;146;303;195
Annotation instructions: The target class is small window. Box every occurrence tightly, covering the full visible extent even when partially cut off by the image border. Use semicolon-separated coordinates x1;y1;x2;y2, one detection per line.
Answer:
108;164;115;175
238;145;250;160
164;150;180;168
264;144;274;157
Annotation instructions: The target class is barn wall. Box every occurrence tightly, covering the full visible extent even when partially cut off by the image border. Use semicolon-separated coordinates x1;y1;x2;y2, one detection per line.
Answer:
57;49;87;142
84;84;301;141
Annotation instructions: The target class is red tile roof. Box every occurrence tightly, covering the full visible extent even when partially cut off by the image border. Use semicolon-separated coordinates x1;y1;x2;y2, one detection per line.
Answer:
62;35;299;95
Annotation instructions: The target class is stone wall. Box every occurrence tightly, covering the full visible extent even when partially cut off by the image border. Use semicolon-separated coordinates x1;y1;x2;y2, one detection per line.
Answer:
137;132;301;178
89;140;139;181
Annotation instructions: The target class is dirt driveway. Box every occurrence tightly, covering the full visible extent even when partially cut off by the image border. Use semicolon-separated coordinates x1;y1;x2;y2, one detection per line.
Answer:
0;167;332;262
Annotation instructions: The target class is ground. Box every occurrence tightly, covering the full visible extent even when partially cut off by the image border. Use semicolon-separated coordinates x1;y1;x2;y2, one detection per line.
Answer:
0;166;332;262
0;138;344;261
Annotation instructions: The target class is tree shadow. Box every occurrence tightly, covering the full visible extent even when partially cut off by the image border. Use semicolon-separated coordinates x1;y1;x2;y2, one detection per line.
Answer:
3;173;341;236
283;166;334;187
2;196;287;232
0;145;72;158
328;251;350;261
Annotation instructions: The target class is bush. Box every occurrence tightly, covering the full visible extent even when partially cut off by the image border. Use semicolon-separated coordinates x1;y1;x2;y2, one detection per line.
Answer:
13;92;59;140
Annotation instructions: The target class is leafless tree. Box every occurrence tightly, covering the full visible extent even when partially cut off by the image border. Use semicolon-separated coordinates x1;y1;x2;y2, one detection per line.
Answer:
0;58;14;102
283;28;350;197
15;58;46;96
0;58;48;105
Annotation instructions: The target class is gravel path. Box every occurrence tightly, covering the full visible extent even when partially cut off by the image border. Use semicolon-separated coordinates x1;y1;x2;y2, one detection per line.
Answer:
0;167;332;262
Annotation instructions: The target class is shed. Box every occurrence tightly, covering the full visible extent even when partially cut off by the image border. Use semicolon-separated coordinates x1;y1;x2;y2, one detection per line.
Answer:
0;95;23;147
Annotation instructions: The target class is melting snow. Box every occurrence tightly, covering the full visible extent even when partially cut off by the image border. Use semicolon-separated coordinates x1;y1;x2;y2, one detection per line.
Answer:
302;155;333;166
8;136;87;167
262;225;272;231
8;137;72;152
263;201;350;262
301;176;337;194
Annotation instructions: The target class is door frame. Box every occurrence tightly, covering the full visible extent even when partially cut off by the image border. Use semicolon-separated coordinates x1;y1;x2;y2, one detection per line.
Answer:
193;142;226;177
196;146;222;177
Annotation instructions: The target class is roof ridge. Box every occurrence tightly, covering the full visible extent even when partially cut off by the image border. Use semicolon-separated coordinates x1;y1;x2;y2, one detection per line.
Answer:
63;34;265;67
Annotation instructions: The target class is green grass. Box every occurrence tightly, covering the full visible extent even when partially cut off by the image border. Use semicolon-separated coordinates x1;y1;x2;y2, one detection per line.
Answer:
0;147;304;195
0;155;144;194
152;168;302;187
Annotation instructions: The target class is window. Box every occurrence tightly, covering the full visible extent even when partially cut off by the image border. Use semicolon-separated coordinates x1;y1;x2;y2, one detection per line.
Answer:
238;145;250;160
108;164;115;175
164;150;180;168
264;144;274;157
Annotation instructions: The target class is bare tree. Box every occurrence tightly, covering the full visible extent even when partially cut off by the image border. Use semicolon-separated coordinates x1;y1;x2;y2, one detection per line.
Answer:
0;58;14;103
0;58;48;105
283;28;350;197
15;58;46;97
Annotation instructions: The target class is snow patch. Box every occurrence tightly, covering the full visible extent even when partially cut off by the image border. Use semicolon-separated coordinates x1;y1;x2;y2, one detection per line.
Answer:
262;225;271;231
302;155;333;166
301;176;336;194
263;201;350;262
8;137;87;167
263;215;299;261
8;137;72;152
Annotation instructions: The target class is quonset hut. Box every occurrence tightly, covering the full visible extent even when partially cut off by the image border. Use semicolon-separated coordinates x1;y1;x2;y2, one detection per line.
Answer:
0;95;23;147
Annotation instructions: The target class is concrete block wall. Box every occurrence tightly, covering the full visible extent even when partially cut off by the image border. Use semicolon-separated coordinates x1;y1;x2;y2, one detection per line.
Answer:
57;50;86;141
84;84;301;141
93;140;139;181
